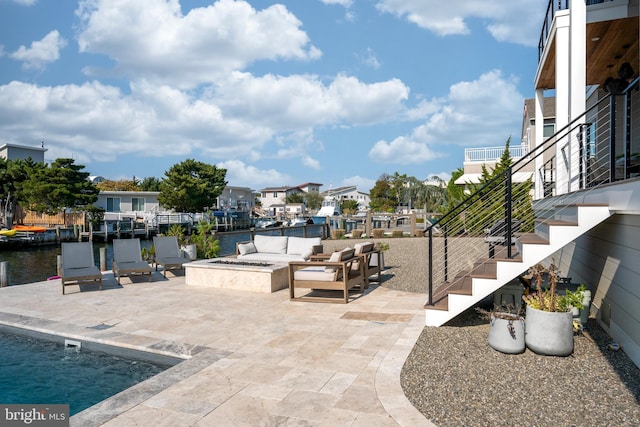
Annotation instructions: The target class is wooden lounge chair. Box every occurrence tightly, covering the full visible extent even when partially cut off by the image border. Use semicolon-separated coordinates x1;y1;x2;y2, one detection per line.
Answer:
288;248;365;303
112;238;153;285
61;242;102;295
153;236;191;277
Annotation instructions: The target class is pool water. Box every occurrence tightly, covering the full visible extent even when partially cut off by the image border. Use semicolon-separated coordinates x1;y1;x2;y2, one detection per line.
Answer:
0;332;169;416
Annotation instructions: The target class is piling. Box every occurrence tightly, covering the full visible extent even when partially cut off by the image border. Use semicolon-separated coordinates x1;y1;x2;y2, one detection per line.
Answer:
0;261;9;287
99;247;107;271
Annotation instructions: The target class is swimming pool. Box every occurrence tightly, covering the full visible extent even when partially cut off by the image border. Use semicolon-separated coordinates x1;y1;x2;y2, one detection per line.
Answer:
0;330;171;416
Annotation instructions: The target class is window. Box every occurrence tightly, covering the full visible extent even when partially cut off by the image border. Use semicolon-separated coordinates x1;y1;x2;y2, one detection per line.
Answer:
273;192;278;198
543;123;555;138
106;197;121;212
132;197;145;211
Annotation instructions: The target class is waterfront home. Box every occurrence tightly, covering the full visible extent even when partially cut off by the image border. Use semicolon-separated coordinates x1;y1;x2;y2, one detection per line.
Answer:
259;182;322;212
320;186;370;211
0;142;47;162
424;0;640;368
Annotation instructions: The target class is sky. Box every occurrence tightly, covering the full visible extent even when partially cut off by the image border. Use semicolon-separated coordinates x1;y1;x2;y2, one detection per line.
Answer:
0;0;547;193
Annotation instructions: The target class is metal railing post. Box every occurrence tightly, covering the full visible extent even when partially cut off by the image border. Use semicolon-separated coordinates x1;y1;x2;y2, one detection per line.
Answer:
505;168;513;258
610;95;617;182
428;227;433;305
443;225;448;283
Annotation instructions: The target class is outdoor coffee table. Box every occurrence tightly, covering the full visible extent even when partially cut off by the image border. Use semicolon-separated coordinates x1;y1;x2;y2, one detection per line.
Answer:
185;258;289;293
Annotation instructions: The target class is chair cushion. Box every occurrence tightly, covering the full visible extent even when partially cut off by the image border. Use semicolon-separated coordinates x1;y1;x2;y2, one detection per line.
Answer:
294;267;337;282
253;235;288;254
287;237;321;256
326;248;352;273
354;242;374;255
238;242;257;255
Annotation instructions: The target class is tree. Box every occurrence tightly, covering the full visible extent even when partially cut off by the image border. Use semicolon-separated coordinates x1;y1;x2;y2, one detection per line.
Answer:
465;137;534;234
21;158;98;214
304;190;324;211
139;177;162;191
96;179;139;191
158;159;227;212
341;199;359;214
285;193;304;204
0;158;43;220
369;174;397;212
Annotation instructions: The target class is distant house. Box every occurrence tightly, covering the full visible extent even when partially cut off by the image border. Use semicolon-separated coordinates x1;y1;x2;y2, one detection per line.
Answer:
259;182;322;211
95;191;162;220
216;186;254;211
321;186;370;210
0;142;47;163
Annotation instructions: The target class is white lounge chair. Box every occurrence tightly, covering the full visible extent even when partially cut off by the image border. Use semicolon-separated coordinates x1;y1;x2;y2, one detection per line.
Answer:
153;236;190;277
61;242;102;295
112;238;153;285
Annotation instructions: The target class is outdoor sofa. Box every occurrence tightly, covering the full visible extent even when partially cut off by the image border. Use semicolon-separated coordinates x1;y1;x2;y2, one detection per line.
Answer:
236;235;323;263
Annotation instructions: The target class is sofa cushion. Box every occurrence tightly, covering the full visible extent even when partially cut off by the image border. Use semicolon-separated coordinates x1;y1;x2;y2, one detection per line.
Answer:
253;235;288;254
238;242;257;255
287;237;322;256
237;253;306;263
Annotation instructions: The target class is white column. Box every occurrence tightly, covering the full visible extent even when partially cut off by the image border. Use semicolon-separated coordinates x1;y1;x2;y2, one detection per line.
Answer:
555;11;571;195
569;0;586;192
534;88;545;200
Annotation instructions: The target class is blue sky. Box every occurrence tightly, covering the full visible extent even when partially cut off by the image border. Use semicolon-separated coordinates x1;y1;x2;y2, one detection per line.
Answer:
0;0;546;193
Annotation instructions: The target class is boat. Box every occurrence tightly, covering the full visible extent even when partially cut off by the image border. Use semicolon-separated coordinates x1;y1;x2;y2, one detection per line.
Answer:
312;197;341;224
0;229;17;237
14;225;47;232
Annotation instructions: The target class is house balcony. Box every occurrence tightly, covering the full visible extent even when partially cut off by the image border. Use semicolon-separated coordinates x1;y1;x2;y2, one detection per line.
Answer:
536;0;638;91
463;145;529;164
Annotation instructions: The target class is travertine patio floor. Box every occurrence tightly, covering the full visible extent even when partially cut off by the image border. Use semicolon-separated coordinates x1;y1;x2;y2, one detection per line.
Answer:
0;270;432;426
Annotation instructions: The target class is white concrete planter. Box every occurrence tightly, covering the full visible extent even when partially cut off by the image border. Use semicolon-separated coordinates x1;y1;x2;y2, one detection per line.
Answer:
369;252;385;270
525;305;574;356
488;313;525;354
181;244;197;261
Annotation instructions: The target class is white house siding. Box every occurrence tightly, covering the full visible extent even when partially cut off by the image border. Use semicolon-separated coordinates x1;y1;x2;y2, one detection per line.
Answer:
551;213;640;367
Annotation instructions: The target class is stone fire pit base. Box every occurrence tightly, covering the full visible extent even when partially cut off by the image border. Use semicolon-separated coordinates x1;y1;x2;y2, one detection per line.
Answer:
185;258;289;293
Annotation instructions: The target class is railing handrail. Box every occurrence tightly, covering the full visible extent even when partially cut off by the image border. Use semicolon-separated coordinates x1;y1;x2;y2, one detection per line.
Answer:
426;75;639;305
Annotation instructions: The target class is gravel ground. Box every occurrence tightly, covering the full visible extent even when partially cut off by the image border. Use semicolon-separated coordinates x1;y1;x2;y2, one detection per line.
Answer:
323;237;640;427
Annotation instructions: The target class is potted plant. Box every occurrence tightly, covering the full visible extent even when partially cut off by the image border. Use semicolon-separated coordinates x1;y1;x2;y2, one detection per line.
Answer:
190;221;220;259
522;261;583;356
477;304;525;354
370;241;389;269
165;224;197;260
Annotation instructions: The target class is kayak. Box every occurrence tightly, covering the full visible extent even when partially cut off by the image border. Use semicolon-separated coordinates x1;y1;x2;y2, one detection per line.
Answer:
14;225;48;232
0;229;17;237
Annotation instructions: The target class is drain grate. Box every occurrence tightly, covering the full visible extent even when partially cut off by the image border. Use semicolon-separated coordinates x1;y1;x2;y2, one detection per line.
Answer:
340;311;414;323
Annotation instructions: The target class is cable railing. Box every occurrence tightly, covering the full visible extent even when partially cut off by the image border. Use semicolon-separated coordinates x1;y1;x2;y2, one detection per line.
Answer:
426;76;639;306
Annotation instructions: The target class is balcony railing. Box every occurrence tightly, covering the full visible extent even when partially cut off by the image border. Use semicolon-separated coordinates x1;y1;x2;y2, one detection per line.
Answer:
538;0;612;60
464;145;529;163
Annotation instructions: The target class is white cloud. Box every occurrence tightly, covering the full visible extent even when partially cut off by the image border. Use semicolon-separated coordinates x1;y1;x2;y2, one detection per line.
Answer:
369;69;523;164
10;30;67;70
360;48;381;69
216;159;291;189
320;0;353;6
75;0;321;88
7;0;36;5
341;175;376;193
375;0;547;46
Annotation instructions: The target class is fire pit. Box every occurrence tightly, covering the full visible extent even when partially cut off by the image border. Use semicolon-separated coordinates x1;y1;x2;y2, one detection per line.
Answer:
185;258;289;293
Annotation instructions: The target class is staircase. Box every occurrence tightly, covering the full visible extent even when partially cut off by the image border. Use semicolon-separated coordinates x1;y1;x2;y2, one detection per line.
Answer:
424;204;611;327
422;86;635;327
